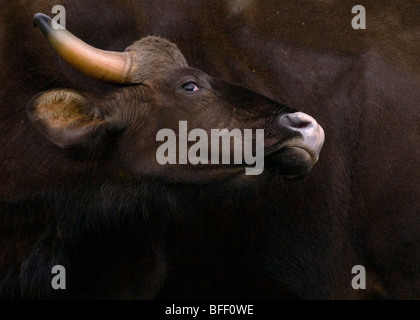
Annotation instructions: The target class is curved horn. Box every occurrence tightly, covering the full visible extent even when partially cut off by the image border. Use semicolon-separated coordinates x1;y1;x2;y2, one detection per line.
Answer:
33;13;135;83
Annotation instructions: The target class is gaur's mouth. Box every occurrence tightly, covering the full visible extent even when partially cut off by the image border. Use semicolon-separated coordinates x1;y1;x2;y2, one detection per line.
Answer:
287;145;319;164
265;140;318;163
264;142;321;177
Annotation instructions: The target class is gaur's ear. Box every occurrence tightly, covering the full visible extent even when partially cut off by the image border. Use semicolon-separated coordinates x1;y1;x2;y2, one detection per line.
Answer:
27;89;109;148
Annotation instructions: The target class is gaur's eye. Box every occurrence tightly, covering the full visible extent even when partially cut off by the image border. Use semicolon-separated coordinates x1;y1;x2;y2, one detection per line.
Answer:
182;82;200;92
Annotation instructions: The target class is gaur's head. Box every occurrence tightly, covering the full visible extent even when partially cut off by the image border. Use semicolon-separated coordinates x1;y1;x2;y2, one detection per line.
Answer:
28;14;324;184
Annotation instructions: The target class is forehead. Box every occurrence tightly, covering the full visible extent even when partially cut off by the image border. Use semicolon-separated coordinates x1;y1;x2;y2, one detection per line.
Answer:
163;66;212;84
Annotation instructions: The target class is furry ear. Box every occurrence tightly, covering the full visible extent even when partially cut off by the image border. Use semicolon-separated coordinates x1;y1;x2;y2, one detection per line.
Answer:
27;89;108;148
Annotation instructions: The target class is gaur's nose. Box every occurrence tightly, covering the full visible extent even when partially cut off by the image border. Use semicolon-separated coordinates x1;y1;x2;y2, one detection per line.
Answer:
279;112;318;133
279;112;325;162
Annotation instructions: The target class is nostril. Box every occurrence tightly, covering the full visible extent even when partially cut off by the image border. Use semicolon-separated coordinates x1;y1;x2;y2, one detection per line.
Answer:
280;112;315;131
294;120;311;129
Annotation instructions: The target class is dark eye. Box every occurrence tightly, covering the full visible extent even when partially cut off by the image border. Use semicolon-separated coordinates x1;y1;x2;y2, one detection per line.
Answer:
182;82;200;92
